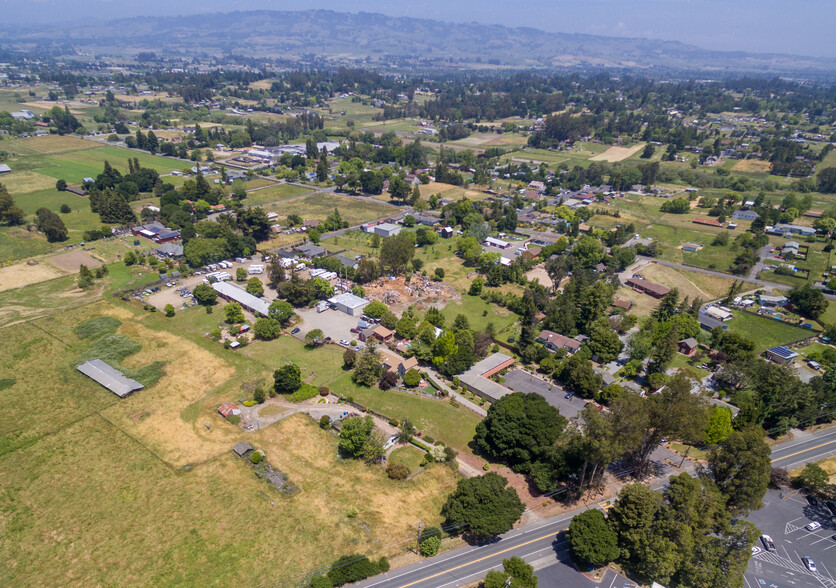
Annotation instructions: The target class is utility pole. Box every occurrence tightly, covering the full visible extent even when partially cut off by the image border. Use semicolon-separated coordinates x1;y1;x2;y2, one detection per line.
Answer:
417;520;425;547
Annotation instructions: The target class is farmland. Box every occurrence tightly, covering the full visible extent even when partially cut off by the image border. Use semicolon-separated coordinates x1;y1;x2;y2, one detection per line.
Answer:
264;192;395;226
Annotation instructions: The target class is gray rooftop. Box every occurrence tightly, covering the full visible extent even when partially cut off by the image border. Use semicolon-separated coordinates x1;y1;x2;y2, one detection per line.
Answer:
212;281;271;316
469;352;514;376
77;359;144;398
233;441;254;456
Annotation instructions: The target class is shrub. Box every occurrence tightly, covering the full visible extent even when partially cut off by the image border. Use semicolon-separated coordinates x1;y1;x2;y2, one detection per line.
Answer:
310;576;333;588
60;203;71;213
418;534;441;557
319;415;331;429
249;451;264;464
387;462;410;480
483;463;490;471
289;383;320;402
243;400;257;407
422;436;435;445
227;414;241;425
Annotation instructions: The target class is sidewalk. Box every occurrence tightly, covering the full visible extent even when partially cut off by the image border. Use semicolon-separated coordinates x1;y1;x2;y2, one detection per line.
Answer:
423;367;488;417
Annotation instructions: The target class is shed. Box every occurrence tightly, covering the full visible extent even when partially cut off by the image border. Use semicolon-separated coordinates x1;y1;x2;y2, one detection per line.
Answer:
218;402;241;418
678;338;699;355
232;441;253;457
765;346;799;365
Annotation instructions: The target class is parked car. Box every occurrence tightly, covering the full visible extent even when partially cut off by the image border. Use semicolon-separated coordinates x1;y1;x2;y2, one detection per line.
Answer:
339;339;349;346
802;557;817;572
291;328;301;334
564;392;574;400
805;522;821;531
760;535;776;552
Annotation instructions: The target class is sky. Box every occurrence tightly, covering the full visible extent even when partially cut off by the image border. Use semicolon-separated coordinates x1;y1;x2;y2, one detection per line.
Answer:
4;0;835;58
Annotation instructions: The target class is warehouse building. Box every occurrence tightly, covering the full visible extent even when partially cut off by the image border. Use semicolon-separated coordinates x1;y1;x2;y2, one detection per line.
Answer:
212;282;271;317
77;359;144;398
328;292;369;316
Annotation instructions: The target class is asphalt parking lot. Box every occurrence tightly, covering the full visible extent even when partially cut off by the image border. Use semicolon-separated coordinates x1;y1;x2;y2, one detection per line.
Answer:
503;369;583;419
295;306;362;341
745;489;836;588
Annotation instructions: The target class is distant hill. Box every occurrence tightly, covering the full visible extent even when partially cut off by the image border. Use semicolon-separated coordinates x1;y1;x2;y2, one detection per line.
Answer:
3;9;835;75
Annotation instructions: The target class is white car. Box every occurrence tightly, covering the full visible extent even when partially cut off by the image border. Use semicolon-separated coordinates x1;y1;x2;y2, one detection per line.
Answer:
760;534;776;552
805;522;821;531
339;339;349;346
802;556;817;572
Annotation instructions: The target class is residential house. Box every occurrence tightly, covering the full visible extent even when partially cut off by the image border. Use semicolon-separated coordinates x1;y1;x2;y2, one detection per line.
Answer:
678;338;699;356
537;329;582;354
765;346;799;365
732;210;759;221
625;277;671;299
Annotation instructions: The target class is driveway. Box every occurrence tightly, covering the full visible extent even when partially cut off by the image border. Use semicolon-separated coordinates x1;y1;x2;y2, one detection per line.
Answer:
503;369;582;419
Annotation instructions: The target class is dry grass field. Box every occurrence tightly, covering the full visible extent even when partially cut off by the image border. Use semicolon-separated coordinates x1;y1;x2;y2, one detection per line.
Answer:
0;260;68;292
47;250;102;272
0;297;459;587
732;159;772;173
638;263;735;302
0;135;95;156
590;143;646;162
0;170;62;193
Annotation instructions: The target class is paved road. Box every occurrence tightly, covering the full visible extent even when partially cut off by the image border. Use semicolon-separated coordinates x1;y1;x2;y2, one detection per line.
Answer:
352;427;836;588
770;426;836;471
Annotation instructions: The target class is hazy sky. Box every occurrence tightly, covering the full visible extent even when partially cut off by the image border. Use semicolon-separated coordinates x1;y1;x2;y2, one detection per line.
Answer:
5;0;835;58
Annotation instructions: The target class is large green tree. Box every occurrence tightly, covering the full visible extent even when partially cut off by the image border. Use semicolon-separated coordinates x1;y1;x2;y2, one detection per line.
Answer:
379;233;416;274
568;509;620;567
707;428;771;512
474;392;566;473
273;363;301;395
440;473;525;540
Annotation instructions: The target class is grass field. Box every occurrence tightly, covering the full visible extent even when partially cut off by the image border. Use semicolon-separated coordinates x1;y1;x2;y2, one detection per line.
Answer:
726;310;812;352
441;294;519;334
0;299;461;586
0;228;54;264
20;146;185;183
334;373;482;455
264;193;394;226
0;135;96;156
388;446;426;473
243;182;311;206
636;263;735;302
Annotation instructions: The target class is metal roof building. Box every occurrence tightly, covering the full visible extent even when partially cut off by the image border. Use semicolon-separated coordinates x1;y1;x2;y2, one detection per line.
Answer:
212;281;271;317
328;292;369;316
77;359;144;398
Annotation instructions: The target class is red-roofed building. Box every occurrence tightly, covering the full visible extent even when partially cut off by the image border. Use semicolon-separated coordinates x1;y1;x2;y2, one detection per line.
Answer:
218;402;240;418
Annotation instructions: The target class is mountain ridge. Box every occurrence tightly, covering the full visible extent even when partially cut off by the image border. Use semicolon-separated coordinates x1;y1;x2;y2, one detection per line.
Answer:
2;9;835;75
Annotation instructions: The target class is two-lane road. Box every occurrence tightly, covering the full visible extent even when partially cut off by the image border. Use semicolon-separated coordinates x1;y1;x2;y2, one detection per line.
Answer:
354;426;836;588
770;426;836;470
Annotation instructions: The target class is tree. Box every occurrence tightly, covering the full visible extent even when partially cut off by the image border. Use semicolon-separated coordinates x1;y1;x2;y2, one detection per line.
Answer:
246;277;264;297
798;463;829;494
568;509;620;567
164;304;175;318
342;347;357;369
608;483;662;563
56;179;67;191
707;428;771;512
34;207;68;242
787;284;829;319
305;328;325;347
236;267;247;282
434;267;445;280
379;233;416;274
253;318;281;340
440;473;525;540
588;319;623;363
363;301;388;319
273;363;301;395
571;235;606;268
704;406;733;444
403;369;421;387
0;186;25;225
474;392;566;472
338;415;375;458
395;316;417;340
77;264;94;289
192;284;217;306
353;347;382;386
268;300;295;325
483;557;538;588
224;302;245;324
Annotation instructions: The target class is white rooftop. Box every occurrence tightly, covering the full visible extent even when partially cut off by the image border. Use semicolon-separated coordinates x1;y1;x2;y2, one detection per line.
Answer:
212;281;271;316
328;292;369;309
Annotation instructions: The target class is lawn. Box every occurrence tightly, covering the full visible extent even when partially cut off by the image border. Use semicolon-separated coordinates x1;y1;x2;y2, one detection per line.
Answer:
334;372;483;455
388;446;426;473
441;294;519;334
726;310;813;353
265;193;394;226
21;145;186;183
0;227;54;264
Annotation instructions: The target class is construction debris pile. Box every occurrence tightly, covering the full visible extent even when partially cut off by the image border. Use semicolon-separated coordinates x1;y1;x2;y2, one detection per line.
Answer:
364;275;459;311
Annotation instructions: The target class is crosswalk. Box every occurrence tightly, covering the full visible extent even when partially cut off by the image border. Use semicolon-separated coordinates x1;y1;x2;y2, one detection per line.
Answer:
753;551;836;588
